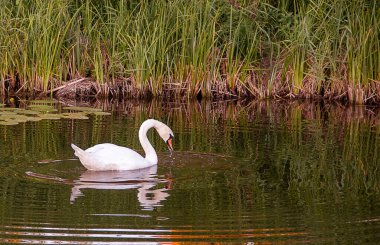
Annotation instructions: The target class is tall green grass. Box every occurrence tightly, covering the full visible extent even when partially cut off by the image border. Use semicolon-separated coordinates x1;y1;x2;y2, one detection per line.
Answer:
0;0;379;103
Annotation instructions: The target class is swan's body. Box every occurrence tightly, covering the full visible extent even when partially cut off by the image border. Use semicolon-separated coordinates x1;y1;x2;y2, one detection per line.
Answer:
71;119;173;171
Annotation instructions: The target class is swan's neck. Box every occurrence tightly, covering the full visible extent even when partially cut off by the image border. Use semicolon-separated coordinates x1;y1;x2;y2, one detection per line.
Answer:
139;119;158;165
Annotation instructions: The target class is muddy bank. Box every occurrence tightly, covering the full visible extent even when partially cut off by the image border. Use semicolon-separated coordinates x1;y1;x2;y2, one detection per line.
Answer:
3;76;379;105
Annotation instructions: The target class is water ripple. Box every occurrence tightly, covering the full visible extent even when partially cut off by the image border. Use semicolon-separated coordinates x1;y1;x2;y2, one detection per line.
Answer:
0;224;308;244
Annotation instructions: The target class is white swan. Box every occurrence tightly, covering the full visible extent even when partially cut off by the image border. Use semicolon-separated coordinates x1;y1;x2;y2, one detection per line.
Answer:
71;119;174;171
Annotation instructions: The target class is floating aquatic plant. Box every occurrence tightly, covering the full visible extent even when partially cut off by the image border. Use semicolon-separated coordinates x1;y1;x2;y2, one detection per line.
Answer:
18;110;41;115
0;121;19;126
29;100;59;104
28;105;58;113
62;106;103;113
61;113;90;120
0;100;111;126
92;111;112;116
37;114;62;120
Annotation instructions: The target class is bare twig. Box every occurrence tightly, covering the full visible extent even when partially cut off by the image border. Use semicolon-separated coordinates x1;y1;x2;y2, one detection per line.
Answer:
45;78;88;94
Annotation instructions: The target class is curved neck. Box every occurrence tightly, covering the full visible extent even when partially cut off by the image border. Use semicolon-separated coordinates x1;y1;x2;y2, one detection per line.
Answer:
139;119;158;164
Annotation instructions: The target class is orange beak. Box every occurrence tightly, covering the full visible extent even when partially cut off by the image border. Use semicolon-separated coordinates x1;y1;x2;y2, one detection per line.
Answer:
166;137;173;152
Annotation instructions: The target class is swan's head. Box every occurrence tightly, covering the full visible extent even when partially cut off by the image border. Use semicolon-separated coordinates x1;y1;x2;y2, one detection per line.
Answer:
155;121;174;152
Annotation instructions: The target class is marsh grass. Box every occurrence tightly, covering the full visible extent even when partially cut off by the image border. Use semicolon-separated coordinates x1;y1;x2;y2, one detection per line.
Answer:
0;0;379;103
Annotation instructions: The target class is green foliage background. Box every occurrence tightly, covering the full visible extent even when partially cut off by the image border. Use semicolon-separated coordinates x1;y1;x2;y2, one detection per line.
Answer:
0;0;379;102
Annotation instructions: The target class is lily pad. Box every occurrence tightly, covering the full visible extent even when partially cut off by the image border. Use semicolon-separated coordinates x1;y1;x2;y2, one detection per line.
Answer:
61;113;89;120
0;121;19;126
63;106;103;113
11;115;30;123
38;114;62;120
18;110;40;115
28;105;58;112
26;117;43;122
92;111;112;116
29;99;58;104
0;108;18;111
0;111;18;116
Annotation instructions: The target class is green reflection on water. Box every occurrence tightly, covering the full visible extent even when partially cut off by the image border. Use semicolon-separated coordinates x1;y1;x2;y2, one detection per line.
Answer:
0;99;379;243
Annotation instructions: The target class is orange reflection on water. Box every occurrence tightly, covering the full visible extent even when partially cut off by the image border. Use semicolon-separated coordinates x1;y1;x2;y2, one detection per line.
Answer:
1;226;308;244
152;231;307;239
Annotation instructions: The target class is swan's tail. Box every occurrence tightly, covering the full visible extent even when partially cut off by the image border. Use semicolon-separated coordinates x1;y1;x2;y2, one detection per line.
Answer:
71;143;95;170
71;143;85;158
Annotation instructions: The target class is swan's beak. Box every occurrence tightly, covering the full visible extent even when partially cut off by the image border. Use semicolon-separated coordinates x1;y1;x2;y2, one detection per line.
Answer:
166;136;173;152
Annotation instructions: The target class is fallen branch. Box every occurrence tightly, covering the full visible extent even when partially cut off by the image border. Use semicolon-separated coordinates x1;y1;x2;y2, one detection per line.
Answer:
45;78;88;94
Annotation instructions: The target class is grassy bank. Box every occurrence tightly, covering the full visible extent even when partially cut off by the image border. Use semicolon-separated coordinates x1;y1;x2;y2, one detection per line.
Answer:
0;0;379;103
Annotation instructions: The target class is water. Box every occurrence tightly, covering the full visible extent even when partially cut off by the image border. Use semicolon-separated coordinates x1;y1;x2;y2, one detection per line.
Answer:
0;100;380;244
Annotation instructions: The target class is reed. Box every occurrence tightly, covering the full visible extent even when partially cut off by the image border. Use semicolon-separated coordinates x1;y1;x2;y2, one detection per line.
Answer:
0;0;379;103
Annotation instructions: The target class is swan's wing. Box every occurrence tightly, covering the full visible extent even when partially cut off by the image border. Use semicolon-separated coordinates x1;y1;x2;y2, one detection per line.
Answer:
87;144;143;162
83;143;147;170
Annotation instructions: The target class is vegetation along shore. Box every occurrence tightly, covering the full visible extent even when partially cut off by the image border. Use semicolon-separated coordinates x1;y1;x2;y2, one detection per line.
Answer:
0;0;379;104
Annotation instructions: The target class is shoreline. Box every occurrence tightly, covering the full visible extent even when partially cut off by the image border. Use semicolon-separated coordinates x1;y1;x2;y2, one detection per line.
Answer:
1;96;380;125
3;77;379;105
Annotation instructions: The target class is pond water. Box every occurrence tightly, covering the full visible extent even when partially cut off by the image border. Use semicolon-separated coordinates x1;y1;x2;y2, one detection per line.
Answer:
0;99;379;244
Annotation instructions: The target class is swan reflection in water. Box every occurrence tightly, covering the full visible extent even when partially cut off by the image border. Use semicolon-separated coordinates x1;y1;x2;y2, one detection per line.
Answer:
70;165;170;210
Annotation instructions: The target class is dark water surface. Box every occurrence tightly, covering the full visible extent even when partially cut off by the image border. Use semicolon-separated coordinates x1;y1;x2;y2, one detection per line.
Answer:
0;100;379;244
